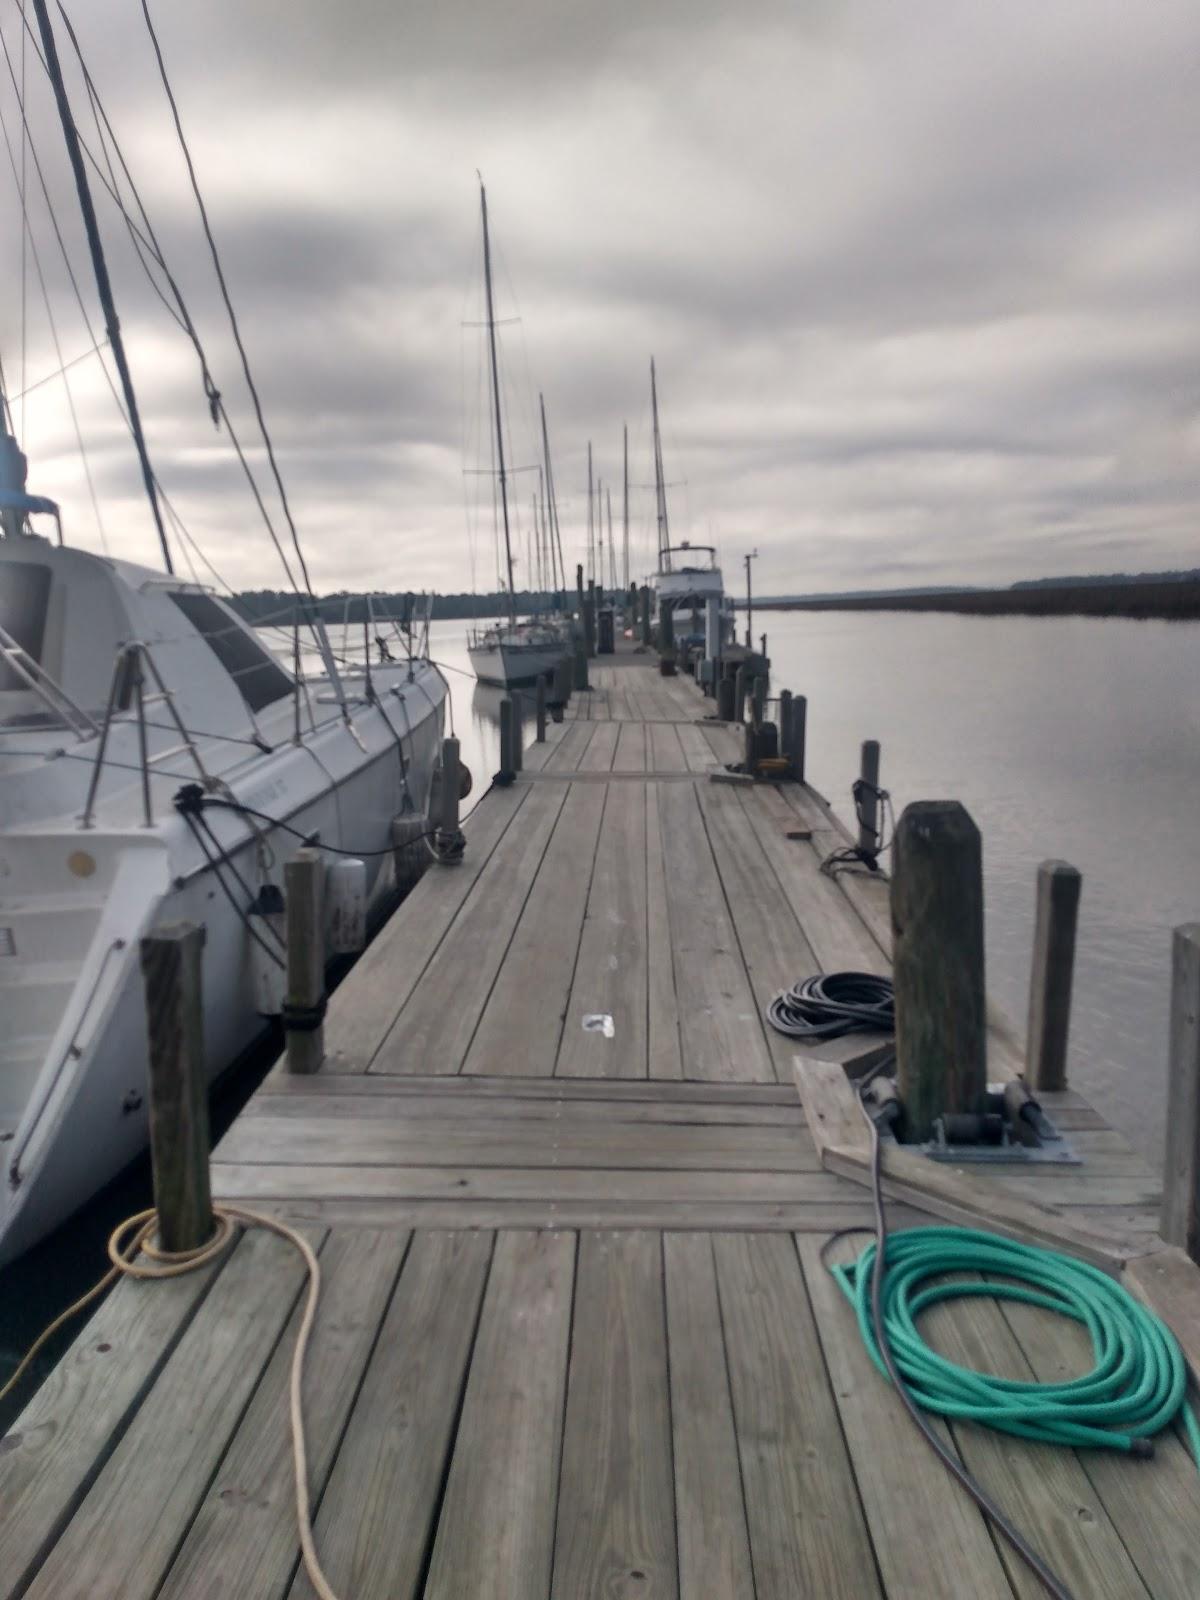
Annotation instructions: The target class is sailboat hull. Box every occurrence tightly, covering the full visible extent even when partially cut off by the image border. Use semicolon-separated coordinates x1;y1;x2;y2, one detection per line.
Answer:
0;662;446;1265
468;641;567;689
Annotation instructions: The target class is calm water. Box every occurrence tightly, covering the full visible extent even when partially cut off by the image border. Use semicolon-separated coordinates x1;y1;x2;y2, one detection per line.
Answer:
4;609;1195;1420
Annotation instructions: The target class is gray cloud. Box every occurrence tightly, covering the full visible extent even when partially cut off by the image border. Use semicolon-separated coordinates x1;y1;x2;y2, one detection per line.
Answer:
1;0;1196;596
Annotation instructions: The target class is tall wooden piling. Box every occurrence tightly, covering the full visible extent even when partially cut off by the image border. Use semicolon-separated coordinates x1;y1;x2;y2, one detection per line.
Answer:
438;736;462;838
573;638;589;690
734;665;747;723
499;696;516;777
584;581;596;657
1024;860;1081;1092
535;676;547;741
785;693;807;782
1161;923;1200;1260
891;801;987;1142
717;674;735;721
140;922;213;1252
511;693;524;771
858;740;881;855
751;674;767;730
284;849;325;1074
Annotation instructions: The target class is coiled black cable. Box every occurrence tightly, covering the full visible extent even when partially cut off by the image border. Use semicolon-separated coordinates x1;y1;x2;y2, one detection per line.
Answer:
765;971;894;1041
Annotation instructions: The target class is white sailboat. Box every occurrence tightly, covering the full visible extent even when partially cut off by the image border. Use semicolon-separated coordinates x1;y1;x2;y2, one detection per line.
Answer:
0;8;447;1262
466;182;572;689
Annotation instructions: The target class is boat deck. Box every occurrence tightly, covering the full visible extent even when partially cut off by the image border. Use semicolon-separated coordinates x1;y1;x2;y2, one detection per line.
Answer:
2;643;1197;1600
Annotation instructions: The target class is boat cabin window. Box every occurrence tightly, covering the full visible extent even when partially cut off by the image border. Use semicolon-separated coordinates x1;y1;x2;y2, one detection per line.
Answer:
167;590;292;712
0;564;51;692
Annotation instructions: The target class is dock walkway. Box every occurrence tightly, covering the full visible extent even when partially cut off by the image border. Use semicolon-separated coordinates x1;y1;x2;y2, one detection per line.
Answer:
2;645;1196;1600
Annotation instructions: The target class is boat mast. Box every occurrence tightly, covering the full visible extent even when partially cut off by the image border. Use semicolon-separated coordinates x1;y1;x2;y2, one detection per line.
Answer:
622;422;630;591
607;487;616;591
479;180;515;623
587;441;594;586
539;393;567;606
650;356;670;573
597;476;603;599
29;0;173;573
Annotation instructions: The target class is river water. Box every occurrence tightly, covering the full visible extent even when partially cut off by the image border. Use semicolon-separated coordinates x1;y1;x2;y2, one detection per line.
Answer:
432;611;1200;1168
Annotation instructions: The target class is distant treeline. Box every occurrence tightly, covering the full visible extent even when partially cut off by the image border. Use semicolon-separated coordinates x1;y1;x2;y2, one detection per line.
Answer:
754;576;1200;621
233;589;567;625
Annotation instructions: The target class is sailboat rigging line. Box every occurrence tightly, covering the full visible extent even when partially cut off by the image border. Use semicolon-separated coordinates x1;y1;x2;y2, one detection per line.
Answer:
48;0;305;598
136;0;316;602
27;0;173;571
478;178;517;620
539;393;567;601
0;95;108;549
4;336;107;401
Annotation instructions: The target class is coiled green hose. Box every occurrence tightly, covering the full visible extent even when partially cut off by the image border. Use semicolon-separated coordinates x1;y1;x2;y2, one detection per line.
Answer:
831;1227;1200;1468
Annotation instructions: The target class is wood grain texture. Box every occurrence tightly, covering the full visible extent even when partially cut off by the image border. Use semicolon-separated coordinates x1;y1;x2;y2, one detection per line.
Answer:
321;781;531;1071
158;1229;408;1600
424;1231;574;1600
0;1258;224;1600
663;1233;755;1599
550;1231;677;1599
645;782;684;1080
464;781;606;1076
577;719;619;772
290;1229;493;1600
557;782;649;1078
23;1226;318;1600
658;779;774;1082
697;780;819;1083
215;1113;819;1172
369;781;569;1074
713;1231;882;1598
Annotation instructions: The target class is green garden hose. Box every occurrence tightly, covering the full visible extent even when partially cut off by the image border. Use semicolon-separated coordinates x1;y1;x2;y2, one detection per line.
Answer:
831;1228;1200;1465
825;1082;1200;1600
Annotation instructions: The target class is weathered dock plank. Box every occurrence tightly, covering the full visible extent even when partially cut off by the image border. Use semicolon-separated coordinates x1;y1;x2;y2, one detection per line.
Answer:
550;1231;677;1599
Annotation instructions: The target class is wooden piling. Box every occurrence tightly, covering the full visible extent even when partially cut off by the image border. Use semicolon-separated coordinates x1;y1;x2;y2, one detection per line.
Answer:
535;675;547;742
858;740;881;856
284;848;325;1075
734;665;747;723
438;736;462;838
140;922;213;1254
511;693;524;772
639;584;652;645
1024;860;1081;1092
751;674;767;730
584;581;596;657
1161;923;1200;1260
786;693;807;782
573;639;589;690
499;696;516;777
716;674;735;721
891;801;987;1142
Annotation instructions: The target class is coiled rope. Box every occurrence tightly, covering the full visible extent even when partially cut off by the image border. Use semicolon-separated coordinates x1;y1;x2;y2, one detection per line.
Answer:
825;1087;1200;1600
765;971;894;1041
0;1205;345;1600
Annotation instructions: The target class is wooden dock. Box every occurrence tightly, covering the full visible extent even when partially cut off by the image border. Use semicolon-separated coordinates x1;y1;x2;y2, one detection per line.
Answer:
3;643;1198;1600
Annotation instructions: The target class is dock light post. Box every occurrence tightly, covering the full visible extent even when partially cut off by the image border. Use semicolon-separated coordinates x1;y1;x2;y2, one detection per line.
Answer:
743;550;758;649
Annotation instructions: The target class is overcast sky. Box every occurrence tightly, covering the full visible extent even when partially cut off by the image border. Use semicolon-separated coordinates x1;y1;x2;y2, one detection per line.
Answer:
1;0;1197;596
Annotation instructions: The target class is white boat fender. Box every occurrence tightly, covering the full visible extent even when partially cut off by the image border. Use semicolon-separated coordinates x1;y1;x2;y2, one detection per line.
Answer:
248;883;287;1016
325;858;367;954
